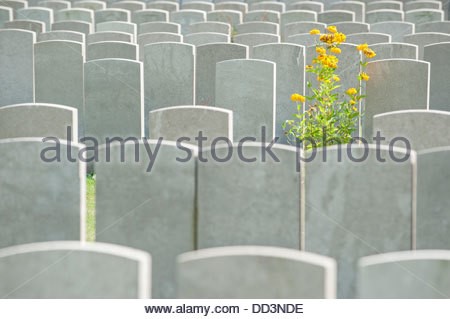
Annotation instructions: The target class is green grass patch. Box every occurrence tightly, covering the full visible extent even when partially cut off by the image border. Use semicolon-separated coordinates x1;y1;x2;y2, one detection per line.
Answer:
86;175;96;242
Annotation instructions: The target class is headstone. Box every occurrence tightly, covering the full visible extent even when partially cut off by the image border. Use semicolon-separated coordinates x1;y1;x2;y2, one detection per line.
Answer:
95;9;130;24
207;10;242;27
287;1;323;13
416;148;450;249
84;59;144;149
405;1;442;11
318;10;355;24
0;30;35;107
139;21;180;34
252;43;305;144
0;241;151;298
52;20;93;35
365;9;404;23
171;9;206;34
280;10;317;37
359;250;450;298
235;21;279;34
138;32;182;59
346;32;391;45
96;21;137;42
16;7;53;31
215;59;276;141
370;21;415;42
54;8;94;23
305;145;416;298
367;1;403;11
132;9;168;25
251;1;286;13
96;141;195;298
370;42;418;60
86;41;137;61
148;105;233;146
287;33;319;47
0;6;13;28
147;1;179;12
197;144;301;248
111;1;145;12
182;1;214;12
187;21;230;34
233;32;279;48
195;43;248;106
215;1;248;14
424;42;450;111
87;31;132;44
363;59;430;138
0;103;77;141
416;21;450;33
34;40;85;137
143;43;194;134
39;1;70;11
244;10;280;23
284;21;326;38
404;32;450;59
178;246;336;298
184;32;229;45
73;0;106;11
4;19;44;33
0;138;86;248
0;0;26;19
329;1;365;22
405;9;443;25
333;22;369;35
38;30;85;42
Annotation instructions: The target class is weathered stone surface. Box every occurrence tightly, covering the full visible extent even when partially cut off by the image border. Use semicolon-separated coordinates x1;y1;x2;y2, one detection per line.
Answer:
171;9;206;34
73;0;106;11
404;32;450;59
284;21;326;39
405;9;443;24
244;10;280;23
182;1;214;12
287;1;322;13
138;32;182;59
187;21;230;34
235;21;279;35
54;8;94;23
87;31;133;44
233;32;279;48
370;42;418;61
147;1;179;12
86;41;138;61
330;1;365;22
138;21;180;34
370;21;415;42
17;7;53;31
184;32;230;46
346;32;391;45
215;2;248;14
367;1;403;11
207;9;242;27
95;8;130;24
39;1;70;11
366;9;404;23
111;0;145;12
333;22;369;35
280;10;317;37
96;21;137;41
251;1;285;13
416;21;450;33
424;42;450;111
132;9;168;25
318;10;355;24
38;31;85;43
0;6;13;28
4;20;45;33
52;20;93;35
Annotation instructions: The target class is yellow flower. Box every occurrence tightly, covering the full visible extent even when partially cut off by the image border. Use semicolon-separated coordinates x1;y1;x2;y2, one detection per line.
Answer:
352;106;358;112
316;46;326;55
334;32;346;43
327;25;337;33
363;48;376;58
322;55;338;68
291;93;305;103
310;28;321;35
317;54;326;61
350;100;356;105
357;43;368;51
360;72;370;81
305;64;313;69
333;75;340;82
346;88;357;95
320;34;334;44
330;47;341;54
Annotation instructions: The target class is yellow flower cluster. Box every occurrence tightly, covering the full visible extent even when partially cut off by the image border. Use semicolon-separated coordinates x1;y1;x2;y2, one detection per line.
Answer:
291;93;305;103
357;43;376;58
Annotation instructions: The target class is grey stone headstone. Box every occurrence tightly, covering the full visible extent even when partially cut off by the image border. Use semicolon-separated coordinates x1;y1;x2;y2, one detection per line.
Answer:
147;1;179;12
96;141;195;298
404;32;450;59
370;42;418;60
39;1;71;11
287;1;323;13
138;21;180;34
187;21;230;34
4;19;44;33
148;105;233;146
0;6;13;28
252;43;305;144
333;22;369;34
0;0;26;19
111;1;145;12
215;1;248;14
235;21;279;34
370;21;415;42
367;1;403;11
207;9;242;27
197;144;301;249
52;20;93;35
318;10;355;24
0;103;77;141
87;31;133;44
84;59;144;148
86;41;137;60
0;29;35;107
373;110;450;151
280;10;317;38
365;9;404;23
405;1;442;11
287;33;318;47
233;32;279;49
346;32;391;45
215;59;276;141
251;1;286;13
305;145;416;298
182;1;214;12
0;138;86;248
132;9;168;25
143;42;194;134
34;40;85;137
284;21;326;38
73;0;106;11
95;9;130;24
405;9;444;25
178;246;336;298
359;250;450;298
17;7;53;31
416;148;450;250
54;8;94;23
171;9;206;34
96;21;137;41
195;42;248;106
416;21;450;33
424;42;450;111
0;241;151;298
329;1;365;22
38;30;85;42
184;31;230;45
244;10;280;23
138;32;182;58
363;59;430;138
